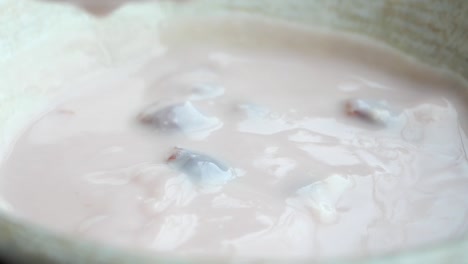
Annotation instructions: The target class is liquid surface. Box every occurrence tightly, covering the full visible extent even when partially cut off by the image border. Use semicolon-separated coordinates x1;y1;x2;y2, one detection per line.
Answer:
1;17;468;260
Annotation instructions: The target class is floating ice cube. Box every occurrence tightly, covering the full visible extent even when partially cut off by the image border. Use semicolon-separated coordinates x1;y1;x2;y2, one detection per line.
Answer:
345;99;395;125
295;174;353;224
138;101;221;137
166;147;235;190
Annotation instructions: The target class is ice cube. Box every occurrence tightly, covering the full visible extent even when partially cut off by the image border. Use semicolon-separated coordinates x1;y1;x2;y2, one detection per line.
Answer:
166;147;235;189
345;99;395;125
138;101;221;135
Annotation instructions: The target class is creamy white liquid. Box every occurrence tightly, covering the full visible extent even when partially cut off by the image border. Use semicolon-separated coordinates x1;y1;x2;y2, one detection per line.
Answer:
1;17;468;260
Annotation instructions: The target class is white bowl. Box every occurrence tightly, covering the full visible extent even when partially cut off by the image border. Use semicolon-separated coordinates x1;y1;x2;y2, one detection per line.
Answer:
0;1;467;263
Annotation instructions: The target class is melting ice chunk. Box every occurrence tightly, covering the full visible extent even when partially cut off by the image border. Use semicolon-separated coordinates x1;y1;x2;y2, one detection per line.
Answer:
138;101;221;136
345;99;395;125
166;147;235;189
294;174;353;224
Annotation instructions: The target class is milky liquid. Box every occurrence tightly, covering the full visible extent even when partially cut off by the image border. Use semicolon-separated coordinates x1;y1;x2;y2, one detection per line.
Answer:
1;17;468;260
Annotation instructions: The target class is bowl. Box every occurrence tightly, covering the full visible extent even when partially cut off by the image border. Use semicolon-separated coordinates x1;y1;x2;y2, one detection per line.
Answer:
0;0;467;263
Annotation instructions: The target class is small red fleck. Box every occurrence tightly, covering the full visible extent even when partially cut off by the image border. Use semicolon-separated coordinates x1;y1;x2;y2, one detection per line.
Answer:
167;148;182;162
345;102;356;116
167;153;178;162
